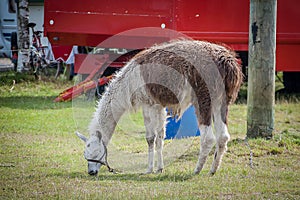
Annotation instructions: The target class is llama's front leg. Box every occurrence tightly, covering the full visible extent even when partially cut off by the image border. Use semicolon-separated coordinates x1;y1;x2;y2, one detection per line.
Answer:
143;106;156;174
194;125;215;174
210;114;230;175
156;131;164;173
155;107;166;173
146;135;155;174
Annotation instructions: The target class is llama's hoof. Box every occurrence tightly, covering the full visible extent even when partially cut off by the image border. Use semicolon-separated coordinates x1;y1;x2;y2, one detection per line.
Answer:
156;168;163;173
194;168;200;175
209;171;216;176
141;170;153;175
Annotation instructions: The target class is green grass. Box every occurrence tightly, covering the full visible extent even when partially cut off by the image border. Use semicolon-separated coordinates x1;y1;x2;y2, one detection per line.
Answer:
0;77;299;199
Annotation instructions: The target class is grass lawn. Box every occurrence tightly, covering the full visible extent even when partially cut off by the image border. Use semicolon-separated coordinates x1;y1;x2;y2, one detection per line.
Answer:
0;74;299;199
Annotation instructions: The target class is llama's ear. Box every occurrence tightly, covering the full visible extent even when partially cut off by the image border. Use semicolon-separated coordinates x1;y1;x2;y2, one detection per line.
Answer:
76;131;87;143
96;131;102;141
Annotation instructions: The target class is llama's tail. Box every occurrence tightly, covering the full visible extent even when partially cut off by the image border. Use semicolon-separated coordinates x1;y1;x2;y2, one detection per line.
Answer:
214;46;244;104
225;55;243;104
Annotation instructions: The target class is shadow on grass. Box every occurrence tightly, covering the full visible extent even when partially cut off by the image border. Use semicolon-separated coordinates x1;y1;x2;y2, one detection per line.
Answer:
51;170;195;182
0;96;72;110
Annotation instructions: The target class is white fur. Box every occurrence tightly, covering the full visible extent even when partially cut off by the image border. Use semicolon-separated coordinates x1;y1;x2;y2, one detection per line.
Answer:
83;50;232;175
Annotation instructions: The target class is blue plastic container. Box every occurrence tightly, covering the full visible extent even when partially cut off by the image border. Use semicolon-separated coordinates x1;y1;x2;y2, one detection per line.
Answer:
165;106;200;139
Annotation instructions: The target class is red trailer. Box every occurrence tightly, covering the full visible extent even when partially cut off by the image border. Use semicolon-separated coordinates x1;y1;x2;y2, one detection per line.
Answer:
45;0;300;97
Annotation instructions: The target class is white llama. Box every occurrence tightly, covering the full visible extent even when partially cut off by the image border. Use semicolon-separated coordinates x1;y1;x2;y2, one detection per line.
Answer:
76;39;243;175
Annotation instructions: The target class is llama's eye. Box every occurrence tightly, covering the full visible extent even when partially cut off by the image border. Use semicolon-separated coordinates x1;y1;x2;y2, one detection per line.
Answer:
87;144;90;147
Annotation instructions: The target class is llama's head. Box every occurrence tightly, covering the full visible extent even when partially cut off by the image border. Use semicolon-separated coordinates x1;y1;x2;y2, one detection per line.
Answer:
76;131;107;176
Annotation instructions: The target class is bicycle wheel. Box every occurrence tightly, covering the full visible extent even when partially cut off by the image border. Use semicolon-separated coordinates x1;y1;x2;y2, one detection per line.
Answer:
38;59;59;78
34;61;45;80
53;61;64;79
33;59;51;79
44;62;59;77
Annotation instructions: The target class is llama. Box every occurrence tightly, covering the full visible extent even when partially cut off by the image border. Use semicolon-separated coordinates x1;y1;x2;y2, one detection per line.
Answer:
76;39;243;176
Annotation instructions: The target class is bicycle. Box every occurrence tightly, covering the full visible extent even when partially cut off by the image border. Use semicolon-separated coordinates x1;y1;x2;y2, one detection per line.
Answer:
28;22;62;79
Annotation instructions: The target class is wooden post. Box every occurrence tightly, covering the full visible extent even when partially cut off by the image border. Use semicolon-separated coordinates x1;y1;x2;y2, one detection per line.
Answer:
16;0;30;71
247;0;277;139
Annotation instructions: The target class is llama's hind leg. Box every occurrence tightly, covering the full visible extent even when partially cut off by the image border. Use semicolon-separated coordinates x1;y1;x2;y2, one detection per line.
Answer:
210;110;230;175
194;125;215;174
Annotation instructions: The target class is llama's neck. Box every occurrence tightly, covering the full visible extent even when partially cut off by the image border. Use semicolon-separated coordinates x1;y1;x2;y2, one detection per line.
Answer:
88;93;125;145
88;67;138;145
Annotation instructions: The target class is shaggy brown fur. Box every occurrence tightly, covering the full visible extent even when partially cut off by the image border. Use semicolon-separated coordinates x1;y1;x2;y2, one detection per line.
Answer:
82;39;243;175
134;39;243;125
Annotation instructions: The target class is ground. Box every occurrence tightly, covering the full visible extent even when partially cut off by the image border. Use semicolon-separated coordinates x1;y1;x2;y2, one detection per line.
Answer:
0;74;299;199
